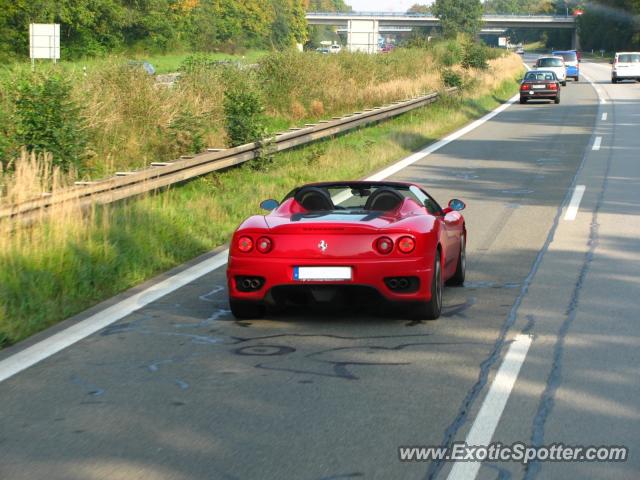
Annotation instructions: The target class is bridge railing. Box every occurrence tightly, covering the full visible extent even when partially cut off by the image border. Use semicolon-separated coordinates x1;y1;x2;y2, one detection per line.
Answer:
306;12;574;20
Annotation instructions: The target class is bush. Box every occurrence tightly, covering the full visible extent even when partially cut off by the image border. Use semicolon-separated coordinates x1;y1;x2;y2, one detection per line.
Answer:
431;40;464;67
223;84;266;147
13;74;87;171
461;42;489;70
0;100;16;167
442;68;463;88
168;109;206;155
178;53;236;73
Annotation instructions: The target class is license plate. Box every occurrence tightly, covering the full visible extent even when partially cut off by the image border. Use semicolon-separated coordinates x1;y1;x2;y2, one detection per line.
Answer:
532;85;546;89
294;266;352;281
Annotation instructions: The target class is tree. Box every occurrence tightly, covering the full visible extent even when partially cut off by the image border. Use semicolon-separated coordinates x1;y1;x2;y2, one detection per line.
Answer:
304;0;351;12
407;4;431;14
483;0;520;14
432;0;483;38
577;0;640;52
271;0;308;47
0;0;313;59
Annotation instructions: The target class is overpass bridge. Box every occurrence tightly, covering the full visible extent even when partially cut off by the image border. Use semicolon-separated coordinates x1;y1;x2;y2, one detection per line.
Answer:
306;12;578;52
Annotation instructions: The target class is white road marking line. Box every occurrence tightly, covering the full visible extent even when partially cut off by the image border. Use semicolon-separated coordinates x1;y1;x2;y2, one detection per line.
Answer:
602;112;608;121
581;72;607;105
367;94;520;181
0;251;228;383
564;185;586;221
592;136;602;151
447;334;533;480
0;91;523;384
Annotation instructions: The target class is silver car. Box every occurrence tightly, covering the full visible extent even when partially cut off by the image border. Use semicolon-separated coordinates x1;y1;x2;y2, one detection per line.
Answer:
534;56;567;86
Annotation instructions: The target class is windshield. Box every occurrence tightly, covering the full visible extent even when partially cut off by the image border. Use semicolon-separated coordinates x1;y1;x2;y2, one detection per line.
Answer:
525;71;556;81
557;52;577;62
618;54;640;63
285;183;442;213
537;58;563;67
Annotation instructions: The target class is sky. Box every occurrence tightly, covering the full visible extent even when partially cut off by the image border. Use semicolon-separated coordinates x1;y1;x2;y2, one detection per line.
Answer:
344;0;432;12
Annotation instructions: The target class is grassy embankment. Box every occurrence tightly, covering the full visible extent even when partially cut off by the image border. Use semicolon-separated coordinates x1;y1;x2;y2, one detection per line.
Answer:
0;52;524;347
1;48;452;179
522;41;547;53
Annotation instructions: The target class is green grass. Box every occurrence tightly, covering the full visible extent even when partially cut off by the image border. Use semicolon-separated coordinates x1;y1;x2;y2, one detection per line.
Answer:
132;50;268;73
1;50;269;75
522;41;546;52
0;75;520;348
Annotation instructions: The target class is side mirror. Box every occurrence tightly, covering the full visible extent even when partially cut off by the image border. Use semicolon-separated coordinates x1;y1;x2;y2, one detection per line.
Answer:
260;199;279;211
448;198;466;212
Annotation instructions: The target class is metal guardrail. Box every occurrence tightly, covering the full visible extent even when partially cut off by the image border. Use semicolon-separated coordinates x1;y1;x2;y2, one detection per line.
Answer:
0;88;457;222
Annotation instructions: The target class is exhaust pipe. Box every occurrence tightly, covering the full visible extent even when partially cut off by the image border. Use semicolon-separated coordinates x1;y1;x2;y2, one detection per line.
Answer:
249;279;261;289
388;279;399;289
398;278;409;289
242;279;253;289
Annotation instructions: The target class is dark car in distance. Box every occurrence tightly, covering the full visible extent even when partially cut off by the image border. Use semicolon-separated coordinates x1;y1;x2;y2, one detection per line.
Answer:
520;70;561;104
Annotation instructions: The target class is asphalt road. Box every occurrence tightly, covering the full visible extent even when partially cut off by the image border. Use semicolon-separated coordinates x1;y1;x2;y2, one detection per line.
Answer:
1;59;638;480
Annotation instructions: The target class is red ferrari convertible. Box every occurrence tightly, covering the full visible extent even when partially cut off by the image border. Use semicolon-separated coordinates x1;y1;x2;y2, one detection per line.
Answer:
226;181;466;320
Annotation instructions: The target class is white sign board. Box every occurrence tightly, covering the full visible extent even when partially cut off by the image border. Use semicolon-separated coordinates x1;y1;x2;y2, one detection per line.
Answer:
29;23;60;60
347;20;379;54
498;37;507;47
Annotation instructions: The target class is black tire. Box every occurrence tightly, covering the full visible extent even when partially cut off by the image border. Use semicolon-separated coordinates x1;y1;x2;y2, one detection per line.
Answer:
554;96;560;104
229;300;265;319
612;78;617;84
574;76;579;82
520;97;527;104
411;251;443;320
561;80;567;87
447;233;466;286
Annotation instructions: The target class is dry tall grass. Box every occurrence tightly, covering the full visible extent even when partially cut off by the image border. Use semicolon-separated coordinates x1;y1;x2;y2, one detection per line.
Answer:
477;55;525;92
0;48;517;183
75;50;448;177
76;60;228;176
258;49;446;118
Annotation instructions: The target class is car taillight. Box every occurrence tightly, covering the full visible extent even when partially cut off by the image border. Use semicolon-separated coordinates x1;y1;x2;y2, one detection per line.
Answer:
548;83;558;90
521;84;530;91
397;236;416;254
237;236;253;252
256;236;273;253
375;237;394;254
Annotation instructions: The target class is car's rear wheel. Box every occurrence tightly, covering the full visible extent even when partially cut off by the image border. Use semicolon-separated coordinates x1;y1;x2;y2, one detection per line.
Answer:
612;78;617;84
411;251;442;320
229;300;265;319
562;80;567;86
520;97;527;104
574;76;579;82
554;96;560;104
447;234;466;286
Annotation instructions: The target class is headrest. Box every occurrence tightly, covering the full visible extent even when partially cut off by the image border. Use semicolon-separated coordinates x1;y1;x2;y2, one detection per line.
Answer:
364;187;404;211
294;187;335;211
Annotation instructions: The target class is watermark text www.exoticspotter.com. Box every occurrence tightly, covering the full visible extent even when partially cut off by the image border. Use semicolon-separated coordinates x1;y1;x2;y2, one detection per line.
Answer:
398;442;628;464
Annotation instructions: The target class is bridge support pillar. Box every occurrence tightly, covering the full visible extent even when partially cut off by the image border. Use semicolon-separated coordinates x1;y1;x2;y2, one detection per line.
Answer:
347;19;379;53
571;28;580;50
